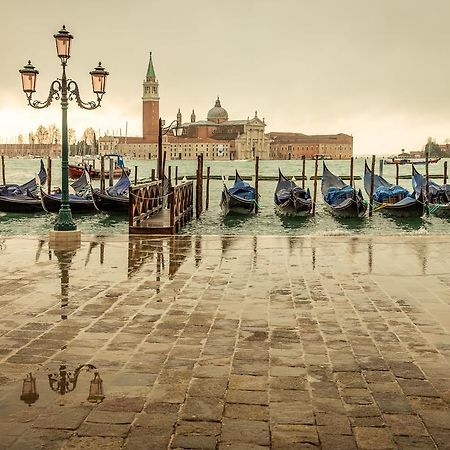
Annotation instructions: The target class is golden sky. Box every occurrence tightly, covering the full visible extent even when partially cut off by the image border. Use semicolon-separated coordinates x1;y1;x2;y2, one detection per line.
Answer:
1;0;449;154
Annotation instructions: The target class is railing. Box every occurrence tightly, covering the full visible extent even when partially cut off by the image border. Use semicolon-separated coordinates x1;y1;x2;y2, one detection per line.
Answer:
129;180;163;227
170;181;194;232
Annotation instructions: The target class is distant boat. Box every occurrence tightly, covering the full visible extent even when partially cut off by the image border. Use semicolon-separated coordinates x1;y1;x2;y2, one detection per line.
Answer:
321;163;367;218
274;169;311;216
220;171;257;215
384;157;441;165
68;154;130;179
412;166;450;217
364;162;423;217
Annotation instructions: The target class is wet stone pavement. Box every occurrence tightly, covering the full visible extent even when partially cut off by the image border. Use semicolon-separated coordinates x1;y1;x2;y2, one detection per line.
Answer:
0;235;449;449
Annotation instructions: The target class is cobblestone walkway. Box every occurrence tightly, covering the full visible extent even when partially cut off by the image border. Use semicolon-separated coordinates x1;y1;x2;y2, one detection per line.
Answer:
0;235;449;449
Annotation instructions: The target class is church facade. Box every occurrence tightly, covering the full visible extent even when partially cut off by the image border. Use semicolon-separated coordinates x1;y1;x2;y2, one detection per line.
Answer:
99;53;352;160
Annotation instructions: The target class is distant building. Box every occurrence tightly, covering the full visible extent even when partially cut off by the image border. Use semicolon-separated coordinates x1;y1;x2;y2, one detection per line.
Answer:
268;132;353;160
99;54;270;160
0;143;60;158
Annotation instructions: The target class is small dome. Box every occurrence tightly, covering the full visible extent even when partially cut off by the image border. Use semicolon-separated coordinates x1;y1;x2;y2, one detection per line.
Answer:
207;97;228;123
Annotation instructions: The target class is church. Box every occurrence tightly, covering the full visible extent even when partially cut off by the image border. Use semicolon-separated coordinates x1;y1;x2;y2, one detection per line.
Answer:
98;53;352;160
99;53;271;160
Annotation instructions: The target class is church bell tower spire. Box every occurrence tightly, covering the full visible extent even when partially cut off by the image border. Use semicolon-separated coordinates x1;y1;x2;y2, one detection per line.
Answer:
142;52;159;142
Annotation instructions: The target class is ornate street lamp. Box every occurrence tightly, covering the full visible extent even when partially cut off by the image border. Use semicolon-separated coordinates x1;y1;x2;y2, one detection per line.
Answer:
19;25;109;232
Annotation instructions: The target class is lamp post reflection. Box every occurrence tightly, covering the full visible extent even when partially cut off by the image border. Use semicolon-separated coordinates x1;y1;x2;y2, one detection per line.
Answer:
54;250;76;320
20;365;105;406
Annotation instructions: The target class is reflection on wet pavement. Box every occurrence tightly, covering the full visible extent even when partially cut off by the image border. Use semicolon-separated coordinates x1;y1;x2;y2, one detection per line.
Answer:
0;235;449;448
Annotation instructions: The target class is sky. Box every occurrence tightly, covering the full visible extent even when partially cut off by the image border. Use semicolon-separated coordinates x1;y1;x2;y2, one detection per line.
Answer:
1;0;449;155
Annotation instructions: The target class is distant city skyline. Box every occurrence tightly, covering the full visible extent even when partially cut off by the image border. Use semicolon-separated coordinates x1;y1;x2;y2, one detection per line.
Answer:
1;0;449;155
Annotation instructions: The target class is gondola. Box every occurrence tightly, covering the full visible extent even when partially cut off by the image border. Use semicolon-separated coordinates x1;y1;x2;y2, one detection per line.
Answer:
0;159;47;196
92;170;131;214
0;192;43;213
322;162;367;218
412;166;450;217
40;169;97;214
220;171;257;215
274;169;311;216
364;162;423;217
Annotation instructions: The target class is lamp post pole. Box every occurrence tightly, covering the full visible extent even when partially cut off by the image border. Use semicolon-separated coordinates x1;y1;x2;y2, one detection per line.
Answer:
19;25;109;232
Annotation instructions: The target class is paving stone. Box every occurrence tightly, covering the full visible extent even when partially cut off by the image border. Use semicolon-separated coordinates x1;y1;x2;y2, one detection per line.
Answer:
318;432;357;450
372;391;413;414
354;426;395;449
171;434;218;449
419;409;450;429
224;403;269;421
180;396;224;421
62;436;124;449
383;413;428;436
393;435;438;450
229;375;268;391
33;407;92;430
97;397;145;412
270;402;314;425
227;389;268;405
315;412;352;435
396;378;440;397
271;424;319;449
76;423;130;438
188;377;228;398
85;410;136;424
175;420;221;436
220;419;270;446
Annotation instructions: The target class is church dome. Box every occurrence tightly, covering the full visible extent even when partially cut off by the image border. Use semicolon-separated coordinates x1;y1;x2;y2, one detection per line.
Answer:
207;97;228;123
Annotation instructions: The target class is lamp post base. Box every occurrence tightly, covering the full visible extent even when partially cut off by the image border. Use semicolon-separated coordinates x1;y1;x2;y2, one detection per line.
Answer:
54;204;77;232
49;230;81;252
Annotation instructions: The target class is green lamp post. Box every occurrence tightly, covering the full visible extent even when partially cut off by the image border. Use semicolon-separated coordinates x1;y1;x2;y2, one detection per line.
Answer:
19;25;109;231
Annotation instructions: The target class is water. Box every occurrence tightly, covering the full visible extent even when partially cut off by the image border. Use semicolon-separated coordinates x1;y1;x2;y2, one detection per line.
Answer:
1;157;449;236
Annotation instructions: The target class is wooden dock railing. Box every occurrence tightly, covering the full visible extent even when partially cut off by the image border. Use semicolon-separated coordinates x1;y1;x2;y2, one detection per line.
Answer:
170;181;194;232
129;180;164;227
129;179;194;234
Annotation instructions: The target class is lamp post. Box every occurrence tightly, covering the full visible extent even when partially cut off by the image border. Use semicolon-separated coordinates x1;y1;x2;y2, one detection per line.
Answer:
158;119;183;180
19;25;108;232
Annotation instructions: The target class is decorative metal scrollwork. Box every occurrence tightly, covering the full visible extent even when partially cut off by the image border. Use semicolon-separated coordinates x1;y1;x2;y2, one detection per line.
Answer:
67;80;102;110
27;80;61;109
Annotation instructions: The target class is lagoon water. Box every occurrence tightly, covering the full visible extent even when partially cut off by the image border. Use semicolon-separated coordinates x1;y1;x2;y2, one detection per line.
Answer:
1;157;449;236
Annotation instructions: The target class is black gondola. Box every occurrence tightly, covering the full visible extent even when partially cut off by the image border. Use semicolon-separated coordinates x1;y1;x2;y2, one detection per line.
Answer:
220;171;257;215
40;169;97;214
0;159;47;196
274;169;311;216
0;193;43;213
322;162;367;218
92;170;131;214
412;166;450;217
364;162;423;217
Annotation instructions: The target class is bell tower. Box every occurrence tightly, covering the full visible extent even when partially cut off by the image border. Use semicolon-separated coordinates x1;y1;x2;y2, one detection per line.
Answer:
142;52;159;142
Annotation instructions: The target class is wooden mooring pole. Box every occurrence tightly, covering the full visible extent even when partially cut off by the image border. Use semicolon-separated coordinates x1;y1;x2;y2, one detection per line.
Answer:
151;168;155;181
255;156;260;213
134;166;138;185
175;166;178;185
100;155;105;193
301;155;306;189
349;156;354;188
162;151;167;179
109;157;114;187
196;154;204;219
168;166;172;185
312;155;318;216
47;156;52;194
425;149;430;216
369;155;376;217
205;166;210;210
395;163;399;186
1;155;5;185
444;161;448;185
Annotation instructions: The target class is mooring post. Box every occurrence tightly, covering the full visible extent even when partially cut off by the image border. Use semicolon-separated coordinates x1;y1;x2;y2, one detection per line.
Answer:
196;154;203;219
205;166;211;210
1;155;5;185
158;118;163;180
444;161;448;185
425;149;430;216
395;163;399;186
369;155;376;217
109;157;114;187
312;155;318;216
151;168;155;182
379;158;384;177
134;166;138;185
255;156;260;213
349;156;354;188
47;156;52;194
100;155;105;193
168;166;172;185
175;166;178;185
301;155;306;189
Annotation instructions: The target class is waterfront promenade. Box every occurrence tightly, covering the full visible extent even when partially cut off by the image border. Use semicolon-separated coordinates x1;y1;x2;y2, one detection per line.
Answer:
0;234;449;449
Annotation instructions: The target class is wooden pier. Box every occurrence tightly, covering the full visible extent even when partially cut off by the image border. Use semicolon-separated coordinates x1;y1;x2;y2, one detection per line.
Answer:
129;179;194;235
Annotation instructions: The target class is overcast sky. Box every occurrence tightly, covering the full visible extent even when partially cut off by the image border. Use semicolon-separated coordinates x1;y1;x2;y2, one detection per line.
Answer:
1;0;449;154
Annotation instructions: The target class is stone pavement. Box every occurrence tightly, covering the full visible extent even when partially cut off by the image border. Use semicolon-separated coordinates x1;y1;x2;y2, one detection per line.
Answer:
0;234;449;449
